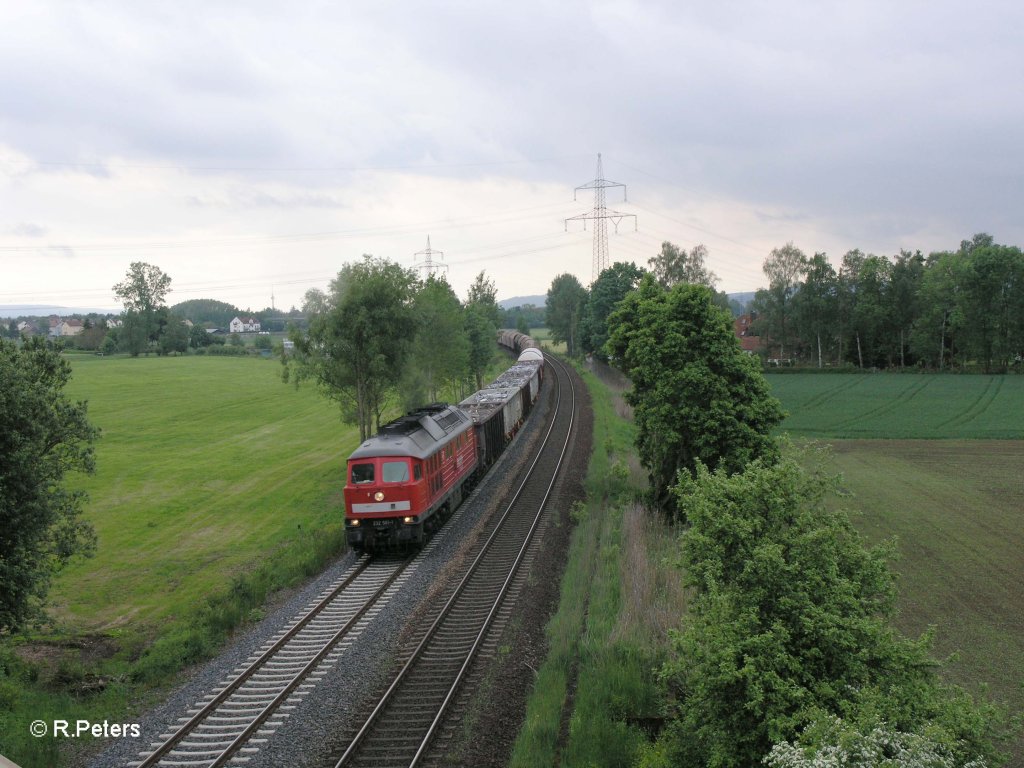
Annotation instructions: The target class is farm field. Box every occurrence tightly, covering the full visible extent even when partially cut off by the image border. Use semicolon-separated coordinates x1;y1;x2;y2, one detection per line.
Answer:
766;374;1024;760
54;354;353;632
829;440;1024;761
765;373;1024;438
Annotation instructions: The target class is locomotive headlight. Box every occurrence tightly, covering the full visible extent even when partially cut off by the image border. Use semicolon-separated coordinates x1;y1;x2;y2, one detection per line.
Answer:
374;491;385;502
349;519;360;527
403;516;415;524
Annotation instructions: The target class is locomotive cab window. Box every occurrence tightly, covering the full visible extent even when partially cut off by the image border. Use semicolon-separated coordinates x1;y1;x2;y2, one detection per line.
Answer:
413;464;422;481
382;461;410;483
351;463;374;484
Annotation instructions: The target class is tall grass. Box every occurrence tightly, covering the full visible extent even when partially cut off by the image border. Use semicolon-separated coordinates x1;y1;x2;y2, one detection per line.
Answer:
510;364;687;768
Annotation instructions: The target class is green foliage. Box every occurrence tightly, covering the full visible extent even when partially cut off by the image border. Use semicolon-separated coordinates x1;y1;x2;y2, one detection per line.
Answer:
158;316;190;355
112;262;172;356
170;298;240;329
546;272;588;358
289;255;418;440
607;276;784;512
464;302;496;391
405;275;469;405
651;449;1007;767
647;241;717;288
581;261;645;360
0;337;98;633
253;333;272;351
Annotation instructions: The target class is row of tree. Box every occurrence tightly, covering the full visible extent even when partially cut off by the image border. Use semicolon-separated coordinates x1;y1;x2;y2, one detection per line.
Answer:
285;256;503;441
545;242;741;363
592;274;1007;765
753;234;1024;373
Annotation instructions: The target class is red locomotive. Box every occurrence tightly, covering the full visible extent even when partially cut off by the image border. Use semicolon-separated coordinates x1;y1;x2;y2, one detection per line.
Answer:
343;403;479;549
343;332;543;551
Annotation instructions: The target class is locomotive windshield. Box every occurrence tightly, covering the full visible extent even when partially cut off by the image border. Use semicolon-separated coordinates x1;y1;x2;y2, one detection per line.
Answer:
351;463;374;484
382;461;410;483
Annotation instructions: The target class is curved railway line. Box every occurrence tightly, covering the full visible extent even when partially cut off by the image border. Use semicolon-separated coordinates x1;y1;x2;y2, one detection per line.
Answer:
126;352;582;768
331;354;577;767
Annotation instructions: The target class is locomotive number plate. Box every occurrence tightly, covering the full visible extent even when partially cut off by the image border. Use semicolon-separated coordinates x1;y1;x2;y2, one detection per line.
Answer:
372;519;394;528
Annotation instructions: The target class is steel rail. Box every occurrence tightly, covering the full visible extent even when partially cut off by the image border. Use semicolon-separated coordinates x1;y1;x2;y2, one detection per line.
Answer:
136;553;409;768
334;354;576;767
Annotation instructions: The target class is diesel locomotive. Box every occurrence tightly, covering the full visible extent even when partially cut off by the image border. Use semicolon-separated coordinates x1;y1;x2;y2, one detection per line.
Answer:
343;331;543;550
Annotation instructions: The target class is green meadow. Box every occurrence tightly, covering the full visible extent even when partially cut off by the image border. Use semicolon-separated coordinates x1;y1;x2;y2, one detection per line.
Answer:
766;373;1024;439
2;354;356;767
55;354;353;631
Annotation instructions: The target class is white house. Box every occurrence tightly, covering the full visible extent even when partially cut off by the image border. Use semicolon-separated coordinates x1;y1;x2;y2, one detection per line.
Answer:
229;316;261;333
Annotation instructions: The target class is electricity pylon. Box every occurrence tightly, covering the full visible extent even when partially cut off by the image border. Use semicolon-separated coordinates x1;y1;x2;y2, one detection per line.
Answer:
565;153;636;283
412;236;448;280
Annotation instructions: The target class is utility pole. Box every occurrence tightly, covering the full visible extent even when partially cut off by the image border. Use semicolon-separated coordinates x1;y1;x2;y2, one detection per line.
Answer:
412;236;448;281
565;153;636;283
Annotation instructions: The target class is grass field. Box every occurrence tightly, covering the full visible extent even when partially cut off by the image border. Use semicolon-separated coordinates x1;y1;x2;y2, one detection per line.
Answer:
829;440;1024;761
766;373;1024;438
1;354;355;767
55;354;353;631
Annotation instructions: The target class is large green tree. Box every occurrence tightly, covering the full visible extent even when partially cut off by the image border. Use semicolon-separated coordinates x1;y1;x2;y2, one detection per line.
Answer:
754;243;807;359
580;261;645;360
791;252;838;368
113;262;172;357
546;273;588;358
405;275;469;406
0;337;98;633
465;270;500;390
650;450;1005;768
606;276;784;513
289;256;418;441
648;241;717;288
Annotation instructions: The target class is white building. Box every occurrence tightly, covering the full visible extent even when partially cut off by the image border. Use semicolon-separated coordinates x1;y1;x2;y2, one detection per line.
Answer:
229;316;261;333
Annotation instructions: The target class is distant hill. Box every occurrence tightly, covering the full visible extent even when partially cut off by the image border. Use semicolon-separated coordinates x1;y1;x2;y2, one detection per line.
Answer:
0;305;117;319
499;295;547;309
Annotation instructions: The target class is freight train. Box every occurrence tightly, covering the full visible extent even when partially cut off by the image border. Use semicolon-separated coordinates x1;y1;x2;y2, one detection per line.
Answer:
343;331;544;551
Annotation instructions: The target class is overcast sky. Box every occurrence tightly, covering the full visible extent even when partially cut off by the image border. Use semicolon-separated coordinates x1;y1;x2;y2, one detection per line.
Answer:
2;1;1022;313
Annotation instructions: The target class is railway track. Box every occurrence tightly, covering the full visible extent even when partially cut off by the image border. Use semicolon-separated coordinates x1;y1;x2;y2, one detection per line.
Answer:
331;354;578;768
132;554;414;768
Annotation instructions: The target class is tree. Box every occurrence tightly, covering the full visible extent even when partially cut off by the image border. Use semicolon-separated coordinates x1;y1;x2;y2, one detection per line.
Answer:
606;276;784;513
159;316;190;356
648;241;717;288
113;262;172;356
465;271;501;391
648;449;1005;768
956;241;1024;373
546;273;588;358
289;256;418;441
889;250;925;368
465;303;496;391
581;261;645;360
757;243;807;359
466;270;500;328
792;252;838;367
0;337;98;633
189;324;214;349
405;275;469;405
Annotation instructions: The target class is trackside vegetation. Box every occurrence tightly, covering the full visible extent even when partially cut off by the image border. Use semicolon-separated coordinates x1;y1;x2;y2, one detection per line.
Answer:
514;367;1015;767
509;364;687;767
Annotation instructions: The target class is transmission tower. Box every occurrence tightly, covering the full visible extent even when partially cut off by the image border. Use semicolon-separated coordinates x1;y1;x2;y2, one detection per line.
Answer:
565;153;637;282
412;236;448;280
